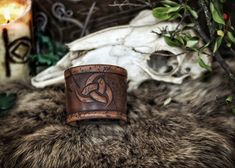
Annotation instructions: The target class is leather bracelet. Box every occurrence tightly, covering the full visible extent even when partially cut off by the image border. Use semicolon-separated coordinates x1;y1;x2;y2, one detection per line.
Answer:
64;64;127;125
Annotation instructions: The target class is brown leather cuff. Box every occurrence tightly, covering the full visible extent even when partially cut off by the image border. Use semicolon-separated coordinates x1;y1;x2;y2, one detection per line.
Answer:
64;64;127;125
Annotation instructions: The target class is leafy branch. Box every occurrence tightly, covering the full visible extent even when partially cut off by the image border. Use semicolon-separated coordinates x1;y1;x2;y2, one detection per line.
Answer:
152;0;235;81
29;32;68;74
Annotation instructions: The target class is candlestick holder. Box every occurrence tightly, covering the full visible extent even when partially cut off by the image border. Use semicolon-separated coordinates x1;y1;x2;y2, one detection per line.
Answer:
64;64;128;125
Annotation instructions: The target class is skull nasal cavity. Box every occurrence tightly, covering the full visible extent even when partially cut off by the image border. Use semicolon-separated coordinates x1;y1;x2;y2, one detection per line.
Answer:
147;50;178;74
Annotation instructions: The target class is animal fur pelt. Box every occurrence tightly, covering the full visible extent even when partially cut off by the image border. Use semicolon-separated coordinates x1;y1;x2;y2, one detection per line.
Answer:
0;63;235;168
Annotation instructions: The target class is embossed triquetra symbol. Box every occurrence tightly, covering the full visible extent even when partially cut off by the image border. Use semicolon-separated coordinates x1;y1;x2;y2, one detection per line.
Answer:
70;74;113;107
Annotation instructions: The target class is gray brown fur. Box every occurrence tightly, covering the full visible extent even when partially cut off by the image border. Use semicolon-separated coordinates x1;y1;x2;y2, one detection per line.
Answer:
0;63;235;168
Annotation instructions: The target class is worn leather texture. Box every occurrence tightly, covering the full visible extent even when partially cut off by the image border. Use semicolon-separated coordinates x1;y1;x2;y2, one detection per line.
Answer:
65;65;127;123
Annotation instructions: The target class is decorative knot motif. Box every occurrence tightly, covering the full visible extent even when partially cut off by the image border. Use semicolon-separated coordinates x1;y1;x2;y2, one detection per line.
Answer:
71;74;113;107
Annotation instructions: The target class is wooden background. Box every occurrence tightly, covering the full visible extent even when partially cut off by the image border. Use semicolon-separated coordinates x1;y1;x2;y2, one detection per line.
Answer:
32;0;152;43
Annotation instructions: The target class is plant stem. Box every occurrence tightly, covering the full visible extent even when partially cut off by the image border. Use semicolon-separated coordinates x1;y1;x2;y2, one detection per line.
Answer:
194;21;210;42
80;2;96;37
193;19;235;82
199;0;215;39
230;48;235;56
214;51;235;80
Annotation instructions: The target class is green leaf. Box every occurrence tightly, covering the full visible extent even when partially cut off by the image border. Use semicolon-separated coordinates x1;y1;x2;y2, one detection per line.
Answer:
227;42;232;48
161;0;179;6
201;42;211;49
186;38;199;48
186;6;198;19
232;108;235;115
231;26;235;31
168;13;181;20
40;35;50;44
0;93;17;110
163;4;171;7
152;7;168;15
226;96;233;104
184;23;195;29
31;33;68;66
167;6;181;13
152;8;172;20
164;97;172;106
198;57;212;71
213;37;223;53
152;6;181;20
227;31;235;43
217;30;224;37
0;93;17;116
38;53;60;65
210;2;225;25
164;36;181;47
175;36;185;45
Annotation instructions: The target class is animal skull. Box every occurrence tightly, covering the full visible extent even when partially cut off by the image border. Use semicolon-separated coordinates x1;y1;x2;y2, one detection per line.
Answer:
31;10;211;91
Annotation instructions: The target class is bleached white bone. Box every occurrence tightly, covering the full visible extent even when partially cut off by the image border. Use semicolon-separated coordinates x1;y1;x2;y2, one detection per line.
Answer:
31;10;211;91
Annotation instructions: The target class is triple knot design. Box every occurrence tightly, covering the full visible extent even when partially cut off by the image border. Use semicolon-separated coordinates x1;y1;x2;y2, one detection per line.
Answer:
70;74;113;107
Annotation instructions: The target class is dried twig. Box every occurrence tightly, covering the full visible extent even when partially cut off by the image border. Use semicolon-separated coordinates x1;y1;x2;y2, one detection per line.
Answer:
193;21;210;42
89;6;145;30
109;2;146;8
80;2;96;37
136;0;154;7
109;0;149;9
199;0;216;39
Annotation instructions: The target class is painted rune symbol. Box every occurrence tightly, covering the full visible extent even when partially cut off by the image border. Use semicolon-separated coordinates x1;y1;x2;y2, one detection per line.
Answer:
2;28;31;77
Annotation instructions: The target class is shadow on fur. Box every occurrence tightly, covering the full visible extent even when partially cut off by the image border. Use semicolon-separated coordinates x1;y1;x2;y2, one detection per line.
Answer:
0;63;235;168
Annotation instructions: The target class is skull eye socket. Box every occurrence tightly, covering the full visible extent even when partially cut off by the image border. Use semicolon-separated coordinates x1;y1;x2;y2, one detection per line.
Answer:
147;50;179;75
